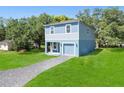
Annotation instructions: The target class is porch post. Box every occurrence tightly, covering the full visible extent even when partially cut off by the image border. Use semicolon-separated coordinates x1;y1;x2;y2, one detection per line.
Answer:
50;42;53;53
50;42;52;53
45;42;47;54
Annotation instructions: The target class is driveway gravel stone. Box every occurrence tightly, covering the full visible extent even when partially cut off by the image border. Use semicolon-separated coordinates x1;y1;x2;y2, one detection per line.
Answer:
0;56;72;87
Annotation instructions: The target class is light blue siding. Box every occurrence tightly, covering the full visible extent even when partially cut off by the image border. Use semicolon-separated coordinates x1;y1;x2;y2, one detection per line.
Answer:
79;22;96;55
79;40;95;56
45;22;79;34
54;24;65;33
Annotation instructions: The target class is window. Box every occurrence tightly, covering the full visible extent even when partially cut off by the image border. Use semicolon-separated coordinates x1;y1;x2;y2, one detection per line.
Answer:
50;26;55;34
53;42;57;50
53;42;60;53
65;24;71;33
87;28;90;33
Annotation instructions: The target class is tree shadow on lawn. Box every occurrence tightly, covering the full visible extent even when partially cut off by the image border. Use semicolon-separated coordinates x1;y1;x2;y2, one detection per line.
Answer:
89;48;103;55
80;48;103;57
79;48;124;57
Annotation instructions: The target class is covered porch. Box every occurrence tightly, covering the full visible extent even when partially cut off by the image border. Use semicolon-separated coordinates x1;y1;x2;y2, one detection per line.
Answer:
45;42;61;56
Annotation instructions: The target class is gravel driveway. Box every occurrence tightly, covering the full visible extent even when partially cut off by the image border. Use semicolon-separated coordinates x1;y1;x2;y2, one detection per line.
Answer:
0;56;72;87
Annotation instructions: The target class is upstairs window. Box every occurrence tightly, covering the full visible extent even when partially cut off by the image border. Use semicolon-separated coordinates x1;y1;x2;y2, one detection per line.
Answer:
50;26;55;34
65;24;71;33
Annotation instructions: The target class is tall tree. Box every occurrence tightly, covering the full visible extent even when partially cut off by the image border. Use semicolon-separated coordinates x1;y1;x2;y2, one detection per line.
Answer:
27;13;53;49
0;17;6;41
6;18;33;51
76;9;93;26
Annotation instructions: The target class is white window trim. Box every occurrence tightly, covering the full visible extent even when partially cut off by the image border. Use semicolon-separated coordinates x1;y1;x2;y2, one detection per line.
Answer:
49;26;55;34
65;24;72;33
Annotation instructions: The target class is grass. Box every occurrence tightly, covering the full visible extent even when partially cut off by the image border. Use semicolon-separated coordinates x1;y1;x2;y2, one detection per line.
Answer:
0;49;54;70
25;48;124;87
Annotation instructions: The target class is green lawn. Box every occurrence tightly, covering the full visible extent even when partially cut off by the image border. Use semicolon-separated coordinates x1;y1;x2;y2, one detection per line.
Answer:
0;49;54;70
26;48;124;87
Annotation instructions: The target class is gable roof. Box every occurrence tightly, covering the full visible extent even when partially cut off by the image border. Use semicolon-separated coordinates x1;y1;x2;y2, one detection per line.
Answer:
44;19;95;31
44;19;79;27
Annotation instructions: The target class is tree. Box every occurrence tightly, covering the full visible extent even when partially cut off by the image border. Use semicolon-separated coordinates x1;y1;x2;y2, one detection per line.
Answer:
0;17;6;41
53;15;70;22
6;18;33;51
118;26;124;42
102;7;124;25
27;13;54;49
76;9;93;26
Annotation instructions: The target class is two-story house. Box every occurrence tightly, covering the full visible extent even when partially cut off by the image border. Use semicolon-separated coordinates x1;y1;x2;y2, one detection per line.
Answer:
44;20;96;57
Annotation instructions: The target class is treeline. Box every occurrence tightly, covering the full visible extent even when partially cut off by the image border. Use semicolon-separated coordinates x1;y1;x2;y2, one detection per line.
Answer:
76;7;124;47
0;14;70;51
0;7;124;51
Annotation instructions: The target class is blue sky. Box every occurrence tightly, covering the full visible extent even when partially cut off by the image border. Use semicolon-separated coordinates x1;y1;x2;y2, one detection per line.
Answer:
0;6;124;18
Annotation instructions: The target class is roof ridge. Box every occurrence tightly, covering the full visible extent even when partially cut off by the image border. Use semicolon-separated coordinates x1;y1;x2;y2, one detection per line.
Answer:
44;19;79;26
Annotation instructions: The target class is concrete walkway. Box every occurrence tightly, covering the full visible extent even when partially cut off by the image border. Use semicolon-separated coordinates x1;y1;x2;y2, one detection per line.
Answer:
0;56;72;87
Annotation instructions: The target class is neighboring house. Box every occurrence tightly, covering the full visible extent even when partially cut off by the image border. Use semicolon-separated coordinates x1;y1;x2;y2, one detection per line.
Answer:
0;40;12;51
44;20;96;56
